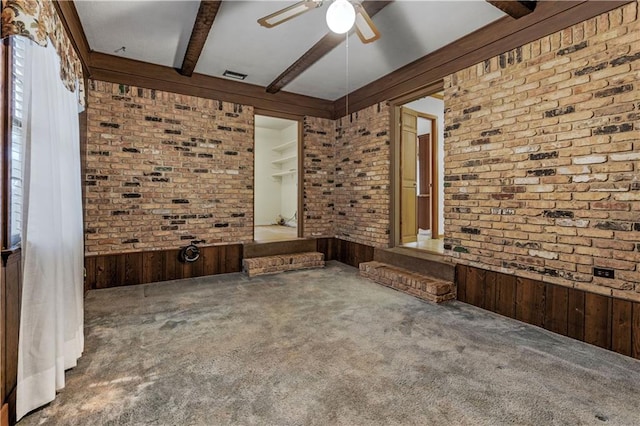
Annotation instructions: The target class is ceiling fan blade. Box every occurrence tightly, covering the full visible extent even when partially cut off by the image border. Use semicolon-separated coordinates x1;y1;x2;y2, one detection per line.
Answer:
354;3;381;43
258;1;322;28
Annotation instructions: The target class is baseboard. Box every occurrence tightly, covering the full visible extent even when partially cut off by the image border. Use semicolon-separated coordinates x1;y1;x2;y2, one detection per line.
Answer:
456;264;640;360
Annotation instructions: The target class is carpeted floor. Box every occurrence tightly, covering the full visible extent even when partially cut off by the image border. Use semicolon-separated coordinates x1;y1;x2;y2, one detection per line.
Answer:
20;261;640;425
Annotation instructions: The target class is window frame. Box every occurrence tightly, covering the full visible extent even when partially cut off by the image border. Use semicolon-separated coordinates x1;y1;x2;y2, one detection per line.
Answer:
2;36;25;251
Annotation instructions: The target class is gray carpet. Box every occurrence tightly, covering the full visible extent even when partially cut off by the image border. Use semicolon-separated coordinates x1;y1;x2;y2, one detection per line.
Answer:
20;261;640;425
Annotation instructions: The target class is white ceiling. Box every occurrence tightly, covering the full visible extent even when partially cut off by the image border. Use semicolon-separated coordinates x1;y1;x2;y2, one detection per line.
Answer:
255;114;296;130
75;0;505;101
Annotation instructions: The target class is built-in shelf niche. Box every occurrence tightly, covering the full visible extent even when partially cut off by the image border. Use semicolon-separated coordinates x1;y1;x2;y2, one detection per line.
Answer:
271;139;297;179
272;140;296;153
271;154;296;165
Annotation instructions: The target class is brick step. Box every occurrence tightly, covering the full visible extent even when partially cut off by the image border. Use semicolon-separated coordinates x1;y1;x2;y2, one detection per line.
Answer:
242;252;325;277
360;261;456;304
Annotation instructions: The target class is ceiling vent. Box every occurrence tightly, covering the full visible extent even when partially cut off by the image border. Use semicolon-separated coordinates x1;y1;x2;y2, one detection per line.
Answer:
223;70;248;80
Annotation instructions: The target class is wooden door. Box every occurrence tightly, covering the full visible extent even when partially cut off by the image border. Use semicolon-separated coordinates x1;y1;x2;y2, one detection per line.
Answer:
417;133;431;231
400;107;418;243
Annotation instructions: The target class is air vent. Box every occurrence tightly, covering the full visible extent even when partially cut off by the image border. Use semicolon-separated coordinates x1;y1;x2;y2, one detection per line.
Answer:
223;70;248;80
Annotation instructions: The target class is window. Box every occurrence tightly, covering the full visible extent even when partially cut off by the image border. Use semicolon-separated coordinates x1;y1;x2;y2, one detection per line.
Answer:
8;36;25;247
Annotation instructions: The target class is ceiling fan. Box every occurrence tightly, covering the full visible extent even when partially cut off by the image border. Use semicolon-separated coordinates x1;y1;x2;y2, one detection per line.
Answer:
258;0;382;43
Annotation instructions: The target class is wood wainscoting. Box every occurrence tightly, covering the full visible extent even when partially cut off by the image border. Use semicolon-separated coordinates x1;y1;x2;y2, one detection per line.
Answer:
84;238;376;290
1;248;21;426
84;244;242;291
456;264;640;360
324;238;375;268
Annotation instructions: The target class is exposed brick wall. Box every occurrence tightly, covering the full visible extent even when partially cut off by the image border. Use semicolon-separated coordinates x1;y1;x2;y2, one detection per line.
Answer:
85;81;254;255
302;116;335;237
443;2;640;300
335;103;391;248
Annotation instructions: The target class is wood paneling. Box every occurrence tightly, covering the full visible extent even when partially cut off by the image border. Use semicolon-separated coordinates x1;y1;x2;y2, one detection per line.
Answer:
494;272;516;318
483;270;497;312
201;246;220;276
1;249;21;425
632;304;640;359
85;244;243;290
333;239;374;268
515;277;545;328
142;251;164;284
334;1;632;117
611;299;632;357
466;266;486;308
456;264;467;303
544;284;568;336
455;264;640;360
584;293;612;350
124;252;143;286
223;244;243;274
89;53;334;119
315;237;336;262
567;288;585;341
84;255;96;293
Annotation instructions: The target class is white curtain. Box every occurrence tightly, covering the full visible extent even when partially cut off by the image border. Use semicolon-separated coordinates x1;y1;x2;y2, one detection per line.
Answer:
16;39;84;420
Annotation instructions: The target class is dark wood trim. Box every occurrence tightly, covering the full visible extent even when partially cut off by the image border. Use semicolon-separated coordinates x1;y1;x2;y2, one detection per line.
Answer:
179;1;222;77
333;0;632;117
486;1;537;19
52;0;91;74
333;239;375;268
297;119;304;238
456;264;640;361
265;0;392;94
89;53;334;119
53;0;629;120
253;108;304;122
67;1;628;120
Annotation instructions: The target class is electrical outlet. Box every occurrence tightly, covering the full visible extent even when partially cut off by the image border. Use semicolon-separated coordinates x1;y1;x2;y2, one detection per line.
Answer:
593;267;614;279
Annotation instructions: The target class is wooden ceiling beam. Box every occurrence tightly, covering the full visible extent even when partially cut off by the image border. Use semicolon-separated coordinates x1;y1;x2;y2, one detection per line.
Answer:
179;1;222;77
266;0;393;94
486;1;537;19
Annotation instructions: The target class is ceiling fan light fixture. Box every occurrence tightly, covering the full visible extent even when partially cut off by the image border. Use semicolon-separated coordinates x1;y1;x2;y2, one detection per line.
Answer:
326;0;356;34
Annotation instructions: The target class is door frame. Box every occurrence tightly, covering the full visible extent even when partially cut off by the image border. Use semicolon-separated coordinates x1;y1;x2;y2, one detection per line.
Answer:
388;80;444;248
253;109;304;240
416;112;439;239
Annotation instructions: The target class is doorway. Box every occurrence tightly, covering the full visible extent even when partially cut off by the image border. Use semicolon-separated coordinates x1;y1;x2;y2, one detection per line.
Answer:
254;114;301;242
393;90;445;253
